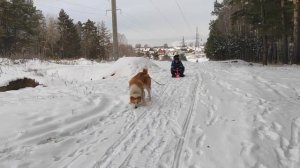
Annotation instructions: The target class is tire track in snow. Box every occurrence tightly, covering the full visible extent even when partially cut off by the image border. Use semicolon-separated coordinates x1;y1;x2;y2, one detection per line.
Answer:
92;79;180;168
45;101;129;168
111;78;186;167
49;98;165;167
117;74;197;168
0;95;129;167
172;73;202;168
95;83;177;167
96;76;192;168
131;84;187;168
252;75;300;106
119;152;133;168
47;76;173;168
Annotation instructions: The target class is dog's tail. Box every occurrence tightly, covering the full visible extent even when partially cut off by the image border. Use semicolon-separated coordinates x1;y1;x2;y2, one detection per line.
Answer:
142;68;148;74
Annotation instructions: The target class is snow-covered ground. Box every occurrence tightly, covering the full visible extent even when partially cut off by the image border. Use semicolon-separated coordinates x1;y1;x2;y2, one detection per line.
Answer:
0;57;299;168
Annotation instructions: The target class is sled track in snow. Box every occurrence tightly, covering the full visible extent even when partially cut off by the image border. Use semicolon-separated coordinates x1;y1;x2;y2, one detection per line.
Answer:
115;78;192;168
92;78;184;168
172;73;202;168
119;152;133;168
46;101;129;168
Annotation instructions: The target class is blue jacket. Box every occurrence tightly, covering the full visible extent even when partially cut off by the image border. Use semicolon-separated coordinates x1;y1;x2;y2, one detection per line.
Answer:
171;60;184;70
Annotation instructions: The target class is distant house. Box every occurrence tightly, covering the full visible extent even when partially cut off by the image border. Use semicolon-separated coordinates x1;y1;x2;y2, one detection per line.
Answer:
159;55;172;61
157;49;166;55
133;45;202;60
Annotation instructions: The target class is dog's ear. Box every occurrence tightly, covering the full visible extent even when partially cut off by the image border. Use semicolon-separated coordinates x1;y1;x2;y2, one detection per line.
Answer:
142;68;148;74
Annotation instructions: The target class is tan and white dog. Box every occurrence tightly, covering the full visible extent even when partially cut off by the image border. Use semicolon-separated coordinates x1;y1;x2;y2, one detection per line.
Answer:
129;68;151;108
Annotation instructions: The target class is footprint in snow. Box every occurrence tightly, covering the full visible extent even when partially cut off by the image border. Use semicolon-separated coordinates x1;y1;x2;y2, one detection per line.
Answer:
206;116;219;126
53;156;61;161
272;122;282;132
189;164;201;168
256;125;279;141
212;104;217;111
240;141;255;156
184;147;193;165
192;125;203;134
196;134;206;148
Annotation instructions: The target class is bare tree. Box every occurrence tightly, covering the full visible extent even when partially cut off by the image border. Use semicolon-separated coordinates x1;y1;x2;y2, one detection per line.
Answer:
118;33;135;57
45;17;59;58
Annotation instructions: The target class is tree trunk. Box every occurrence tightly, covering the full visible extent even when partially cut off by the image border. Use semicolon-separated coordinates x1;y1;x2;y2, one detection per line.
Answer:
293;0;300;64
261;0;268;65
281;0;289;64
263;35;268;65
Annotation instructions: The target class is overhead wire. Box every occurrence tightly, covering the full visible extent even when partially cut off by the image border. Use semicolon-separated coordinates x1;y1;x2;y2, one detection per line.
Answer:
173;0;193;33
147;0;178;35
111;12;166;45
59;0;102;11
114;2;175;45
40;4;103;16
173;0;207;45
120;12;162;37
105;6;149;45
38;0;107;21
36;0;199;46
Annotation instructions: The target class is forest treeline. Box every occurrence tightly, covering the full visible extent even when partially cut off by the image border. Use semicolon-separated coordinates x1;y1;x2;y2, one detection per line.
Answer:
205;0;300;65
0;0;135;60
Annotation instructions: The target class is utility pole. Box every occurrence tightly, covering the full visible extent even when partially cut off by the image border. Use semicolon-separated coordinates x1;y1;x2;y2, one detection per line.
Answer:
111;0;119;60
182;36;186;47
195;27;200;49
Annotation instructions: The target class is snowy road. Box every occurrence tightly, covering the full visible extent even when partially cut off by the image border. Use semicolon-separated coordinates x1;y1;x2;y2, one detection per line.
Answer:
0;58;299;168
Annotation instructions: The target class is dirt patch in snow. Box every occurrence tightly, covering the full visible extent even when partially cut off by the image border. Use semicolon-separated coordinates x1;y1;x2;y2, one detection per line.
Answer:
0;78;39;92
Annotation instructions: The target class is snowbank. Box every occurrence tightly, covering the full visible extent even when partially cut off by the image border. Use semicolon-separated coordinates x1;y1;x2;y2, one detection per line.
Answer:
101;57;160;78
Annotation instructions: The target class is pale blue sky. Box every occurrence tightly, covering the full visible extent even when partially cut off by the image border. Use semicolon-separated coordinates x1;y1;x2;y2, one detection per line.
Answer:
33;0;215;46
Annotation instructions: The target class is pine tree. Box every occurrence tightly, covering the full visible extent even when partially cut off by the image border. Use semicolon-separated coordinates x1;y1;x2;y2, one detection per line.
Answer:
82;19;99;59
0;0;8;55
57;9;80;58
0;0;42;57
205;0;294;64
97;21;111;60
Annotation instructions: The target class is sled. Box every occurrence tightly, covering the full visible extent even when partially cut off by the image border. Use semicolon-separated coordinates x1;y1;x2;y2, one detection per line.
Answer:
173;68;185;78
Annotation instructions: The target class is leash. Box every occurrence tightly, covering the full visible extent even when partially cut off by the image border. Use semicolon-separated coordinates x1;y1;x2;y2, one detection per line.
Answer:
151;77;166;86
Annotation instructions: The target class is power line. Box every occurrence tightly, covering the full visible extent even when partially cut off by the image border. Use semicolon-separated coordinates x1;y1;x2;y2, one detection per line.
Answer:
37;3;106;19
173;0;193;33
120;12;164;37
115;14;169;46
59;0;102;11
147;0;178;35
113;12;180;46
